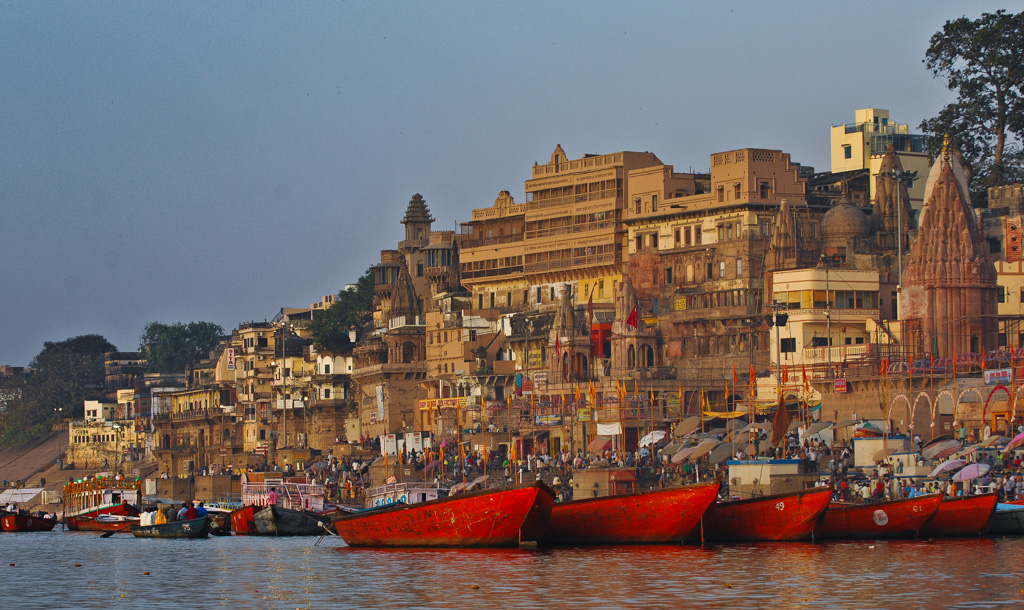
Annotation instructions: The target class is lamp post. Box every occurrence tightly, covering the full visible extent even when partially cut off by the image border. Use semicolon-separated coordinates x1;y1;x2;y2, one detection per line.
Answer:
878;169;918;290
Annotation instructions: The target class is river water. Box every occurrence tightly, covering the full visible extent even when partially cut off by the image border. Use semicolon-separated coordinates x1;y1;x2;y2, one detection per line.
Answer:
3;531;1023;609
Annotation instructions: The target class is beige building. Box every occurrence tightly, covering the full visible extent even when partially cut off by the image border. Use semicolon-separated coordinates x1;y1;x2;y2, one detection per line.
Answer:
830;108;930;210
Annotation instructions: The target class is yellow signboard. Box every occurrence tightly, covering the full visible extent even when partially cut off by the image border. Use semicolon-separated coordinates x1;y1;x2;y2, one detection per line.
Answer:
418;397;468;411
674;298;687;311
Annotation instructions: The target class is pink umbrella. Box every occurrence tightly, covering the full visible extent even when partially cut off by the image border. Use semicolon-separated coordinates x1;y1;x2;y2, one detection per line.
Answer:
1003;431;1024;454
672;447;697;464
953;463;991;482
928;459;967;478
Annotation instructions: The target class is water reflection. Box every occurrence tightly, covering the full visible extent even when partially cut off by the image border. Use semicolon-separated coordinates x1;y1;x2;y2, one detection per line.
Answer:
2;532;1023;608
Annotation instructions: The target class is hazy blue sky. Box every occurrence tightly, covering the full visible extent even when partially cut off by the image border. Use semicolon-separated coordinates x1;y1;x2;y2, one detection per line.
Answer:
2;1;1021;367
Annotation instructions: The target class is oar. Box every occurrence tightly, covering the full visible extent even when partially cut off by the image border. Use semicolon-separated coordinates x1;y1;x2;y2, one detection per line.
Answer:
314;520;338;546
99;524;133;538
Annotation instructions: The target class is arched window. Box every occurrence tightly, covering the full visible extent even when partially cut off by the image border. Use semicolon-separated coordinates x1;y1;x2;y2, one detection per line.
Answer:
641;345;655;367
561;352;570;380
627;345;636;368
402;341;417;363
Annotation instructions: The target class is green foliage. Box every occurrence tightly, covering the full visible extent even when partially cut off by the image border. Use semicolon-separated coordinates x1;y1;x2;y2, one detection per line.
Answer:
308;267;376;352
0;334;115;447
140;321;225;374
921;10;1024;204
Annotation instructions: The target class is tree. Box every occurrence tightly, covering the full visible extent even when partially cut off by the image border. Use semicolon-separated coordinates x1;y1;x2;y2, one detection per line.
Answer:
0;334;115;447
921;10;1024;204
308;268;376;352
140;321;225;374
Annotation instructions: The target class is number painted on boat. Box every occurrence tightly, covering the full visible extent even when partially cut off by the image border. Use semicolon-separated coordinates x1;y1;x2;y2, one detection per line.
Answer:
912;505;921;513
400;495;407;503
775;502;786;511
386;497;394;505
872;510;889;526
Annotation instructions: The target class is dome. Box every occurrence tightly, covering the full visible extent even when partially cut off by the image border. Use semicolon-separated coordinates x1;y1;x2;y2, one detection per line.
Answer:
822;202;870;240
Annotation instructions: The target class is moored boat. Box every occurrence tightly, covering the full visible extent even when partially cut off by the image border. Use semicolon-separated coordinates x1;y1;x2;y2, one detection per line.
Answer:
332;481;554;547
62;478;141;532
1;513;58;532
919;493;998;537
544;481;720;545
813;493;943;540
991;504;1024;535
130;516;212;539
230;505;260;535
694;486;833;542
253;506;328;536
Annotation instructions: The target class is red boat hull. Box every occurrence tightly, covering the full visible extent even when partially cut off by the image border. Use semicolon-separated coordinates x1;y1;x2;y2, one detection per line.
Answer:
696;487;834;542
230;505;262;535
2;514;57;532
919;493;998;537
64;503;141;532
544;481;720;545
814;494;943;540
333;482;555;547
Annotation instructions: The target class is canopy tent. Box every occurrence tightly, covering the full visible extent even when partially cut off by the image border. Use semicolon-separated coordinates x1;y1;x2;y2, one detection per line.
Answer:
588;436;613;453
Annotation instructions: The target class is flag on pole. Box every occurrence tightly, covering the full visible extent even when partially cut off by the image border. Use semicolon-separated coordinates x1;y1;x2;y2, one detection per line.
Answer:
634;379;639;397
782;365;789;384
678;385;683;406
801;363;810;393
587;289;594;327
588;381;596;406
626;305;638;329
732;365;738;384
384;452;389;467
771;396;791;447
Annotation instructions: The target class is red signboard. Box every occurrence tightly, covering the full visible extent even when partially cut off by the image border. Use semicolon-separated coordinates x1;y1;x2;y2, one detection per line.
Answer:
834;379;847;393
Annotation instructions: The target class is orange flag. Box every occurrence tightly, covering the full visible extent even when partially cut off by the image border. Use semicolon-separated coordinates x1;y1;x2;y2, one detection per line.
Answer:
732;365;738;384
634;379;639;397
575;383;581;401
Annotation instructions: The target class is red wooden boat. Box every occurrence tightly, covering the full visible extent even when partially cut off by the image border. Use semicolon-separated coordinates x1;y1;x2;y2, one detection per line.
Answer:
695;486;834;542
813;493;943;540
62;478;141;531
230;505;261;535
2;513;58;532
332;481;554;547
543;481;720;545
919;493;998;537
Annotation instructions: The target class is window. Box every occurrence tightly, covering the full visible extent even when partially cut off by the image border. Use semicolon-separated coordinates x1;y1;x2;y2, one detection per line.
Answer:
759;181;770;199
651;234;658;248
537;286;542;303
683;226;691;246
635;235;643;251
843;145;852;159
988;237;1002;254
323;364;330;375
736;259;743;276
694;226;701;245
998;286;1006;303
490;292;495;308
550;287;555;301
417;262;423;277
734;183;741;199
635;197;641;213
652;194;658;212
717;187;724;202
674;228;681;246
665;267;673;284
323;388;331;398
719;261;725;278
706;262;713;280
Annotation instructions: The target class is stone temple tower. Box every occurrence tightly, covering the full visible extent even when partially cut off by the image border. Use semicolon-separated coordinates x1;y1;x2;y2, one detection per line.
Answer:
899;143;998;358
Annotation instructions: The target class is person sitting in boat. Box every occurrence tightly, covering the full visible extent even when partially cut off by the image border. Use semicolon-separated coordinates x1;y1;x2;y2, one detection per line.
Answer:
195;502;208;518
176;502;189;520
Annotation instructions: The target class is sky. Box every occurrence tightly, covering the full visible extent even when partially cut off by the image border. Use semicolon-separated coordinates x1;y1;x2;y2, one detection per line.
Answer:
2;1;1022;367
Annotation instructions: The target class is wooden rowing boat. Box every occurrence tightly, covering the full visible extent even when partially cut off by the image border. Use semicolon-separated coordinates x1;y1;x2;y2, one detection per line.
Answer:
695;487;833;542
1;513;58;532
813;493;943;540
130;516;212;539
919;493;997;537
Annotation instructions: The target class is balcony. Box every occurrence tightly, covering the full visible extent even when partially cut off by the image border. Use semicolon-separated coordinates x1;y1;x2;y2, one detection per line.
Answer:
461;265;523;280
524;187;621;212
524;252;616;274
459;233;525;249
524;219;615;240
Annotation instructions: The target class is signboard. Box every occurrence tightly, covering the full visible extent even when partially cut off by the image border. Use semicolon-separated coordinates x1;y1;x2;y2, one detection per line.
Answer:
375;385;385;422
418;397;468;411
984;368;1012;386
528;347;542;369
834;379;848;393
532;372;548;392
226;348;235;371
534;414;562;427
522;380;533;395
674;298;687;311
577;408;592;422
219;447;227;455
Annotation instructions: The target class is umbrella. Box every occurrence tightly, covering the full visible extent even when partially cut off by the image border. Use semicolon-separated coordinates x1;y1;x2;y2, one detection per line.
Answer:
731;432;751;447
855;422;883;436
922;439;962;461
706;427;727;438
933;445;963;460
806;422;833;436
707;443;734;464
588;436;612;453
673;417;703;438
688;439;719;461
749;421;773;431
953;463;991;482
672;446;698;464
1003;431;1024;454
928;459;967;478
639;430;667;447
873;447;898;462
660;442;686;456
951;446;978;460
982;435;1009;448
832;419;861;429
788;421;804;433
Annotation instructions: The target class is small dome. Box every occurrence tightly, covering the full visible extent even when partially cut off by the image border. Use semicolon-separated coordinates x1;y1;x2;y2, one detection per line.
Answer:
822;202;870;239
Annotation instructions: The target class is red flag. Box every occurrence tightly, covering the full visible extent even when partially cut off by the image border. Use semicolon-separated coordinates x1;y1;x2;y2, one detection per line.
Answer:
771;397;791;447
626;305;638;329
750;364;756;382
587;290;594;326
801;363;809;392
782;365;789;384
732;365;738;384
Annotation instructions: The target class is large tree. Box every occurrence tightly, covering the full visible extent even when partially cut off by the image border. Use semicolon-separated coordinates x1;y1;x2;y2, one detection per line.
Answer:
140;321;225;374
0;334;115;446
308;268;375;352
920;9;1024;204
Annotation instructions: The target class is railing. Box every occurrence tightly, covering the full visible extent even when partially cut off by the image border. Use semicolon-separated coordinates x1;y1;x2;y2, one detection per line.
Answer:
459;233;524;249
524;253;616;273
524;219;614;240
525;188;621;211
460;265;524;280
802;344;870;362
